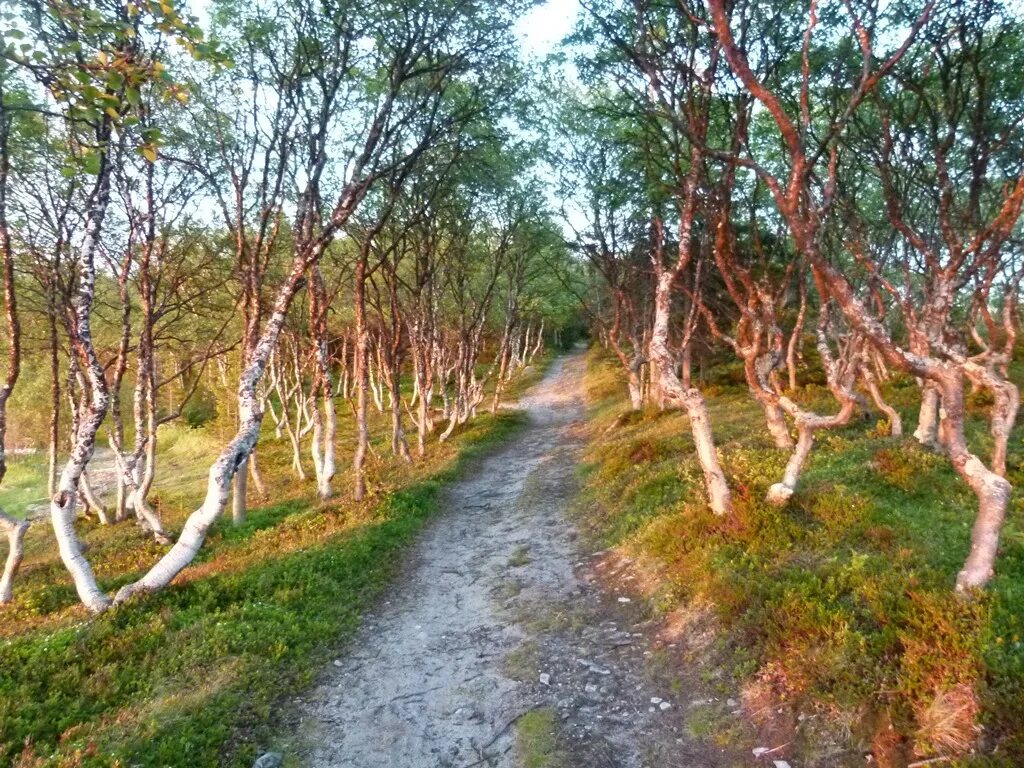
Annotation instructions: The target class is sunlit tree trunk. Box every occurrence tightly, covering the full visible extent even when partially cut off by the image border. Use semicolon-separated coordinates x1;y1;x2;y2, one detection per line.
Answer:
49;168;115;614
353;253;370;501
650;270;732;515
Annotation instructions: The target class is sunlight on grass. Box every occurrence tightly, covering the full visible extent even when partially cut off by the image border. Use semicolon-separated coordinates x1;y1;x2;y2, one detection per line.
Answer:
0;406;526;768
577;347;1024;766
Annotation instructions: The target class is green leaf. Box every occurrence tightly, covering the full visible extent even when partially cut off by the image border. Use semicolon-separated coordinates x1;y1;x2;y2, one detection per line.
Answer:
83;152;102;175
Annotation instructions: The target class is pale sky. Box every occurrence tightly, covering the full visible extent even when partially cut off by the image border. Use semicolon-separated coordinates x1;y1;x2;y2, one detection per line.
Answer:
189;0;581;61
515;0;581;59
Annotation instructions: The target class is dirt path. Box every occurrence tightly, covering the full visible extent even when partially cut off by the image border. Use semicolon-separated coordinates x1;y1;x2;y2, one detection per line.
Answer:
294;352;733;768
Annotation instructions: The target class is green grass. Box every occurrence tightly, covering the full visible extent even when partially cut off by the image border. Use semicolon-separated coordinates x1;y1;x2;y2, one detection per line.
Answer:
0;406;526;767
577;348;1024;767
515;708;569;768
0;452;50;518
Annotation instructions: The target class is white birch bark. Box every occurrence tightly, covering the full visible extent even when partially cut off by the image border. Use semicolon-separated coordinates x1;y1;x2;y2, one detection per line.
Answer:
113;250;319;603
649;272;732;515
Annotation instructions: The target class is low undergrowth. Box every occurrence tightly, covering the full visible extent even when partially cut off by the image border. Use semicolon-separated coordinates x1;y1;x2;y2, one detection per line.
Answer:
0;405;526;767
578;348;1024;767
515;708;570;768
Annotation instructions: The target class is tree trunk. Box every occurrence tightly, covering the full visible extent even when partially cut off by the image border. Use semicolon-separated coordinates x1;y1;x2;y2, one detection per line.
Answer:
787;274;807;391
49;170;114;613
353;257;370;501
627;370;644;411
232;457;248;525
860;344;902;436
649;272;731;515
47;291;61;499
933;374;1014;591
0;511;27;604
389;363;412;462
113;244;323;605
80;471;109;524
914;384;941;447
308;265;336;499
114;477;128;523
766;401;856;505
805;261;1014;591
760;399;794;450
249;449;268;498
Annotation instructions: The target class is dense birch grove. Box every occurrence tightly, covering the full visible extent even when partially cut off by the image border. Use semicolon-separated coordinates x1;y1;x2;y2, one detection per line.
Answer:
556;0;1024;592
1;0;1022;612
0;0;578;611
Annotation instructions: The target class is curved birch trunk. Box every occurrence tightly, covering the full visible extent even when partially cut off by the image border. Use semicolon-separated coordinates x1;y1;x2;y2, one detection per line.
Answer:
805;262;1015;591
112;251;316;604
860;349;902;436
249;450;268;498
864;378;903;437
110;445;169;542
761;304;858;504
760;399;795;449
766;400;857;505
934;375;1014;591
0;510;27;604
650;272;731;515
988;381;1018;478
959;360;1020;478
740;349;794;449
49;173;114;613
79;471;109;524
529;319;544;362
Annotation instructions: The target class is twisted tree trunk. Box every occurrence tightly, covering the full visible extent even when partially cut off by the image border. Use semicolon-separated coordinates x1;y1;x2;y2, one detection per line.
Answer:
649;272;732;515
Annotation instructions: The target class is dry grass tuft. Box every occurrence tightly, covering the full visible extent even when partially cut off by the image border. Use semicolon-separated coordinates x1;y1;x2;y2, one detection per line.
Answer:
914;683;980;758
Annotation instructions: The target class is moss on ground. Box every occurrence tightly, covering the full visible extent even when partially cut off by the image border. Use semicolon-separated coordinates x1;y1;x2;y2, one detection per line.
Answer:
515;708;569;768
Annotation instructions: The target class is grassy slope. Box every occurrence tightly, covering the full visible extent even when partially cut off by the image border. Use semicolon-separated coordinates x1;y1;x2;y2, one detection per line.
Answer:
1;454;51;519
578;347;1024;767
0;361;547;767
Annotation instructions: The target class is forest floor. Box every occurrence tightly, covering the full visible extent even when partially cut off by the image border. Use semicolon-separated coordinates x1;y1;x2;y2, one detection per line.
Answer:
282;351;745;768
0;365;541;767
574;348;1024;767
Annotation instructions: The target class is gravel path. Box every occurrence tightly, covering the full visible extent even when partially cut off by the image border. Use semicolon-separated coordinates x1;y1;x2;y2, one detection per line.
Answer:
295;352;733;768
